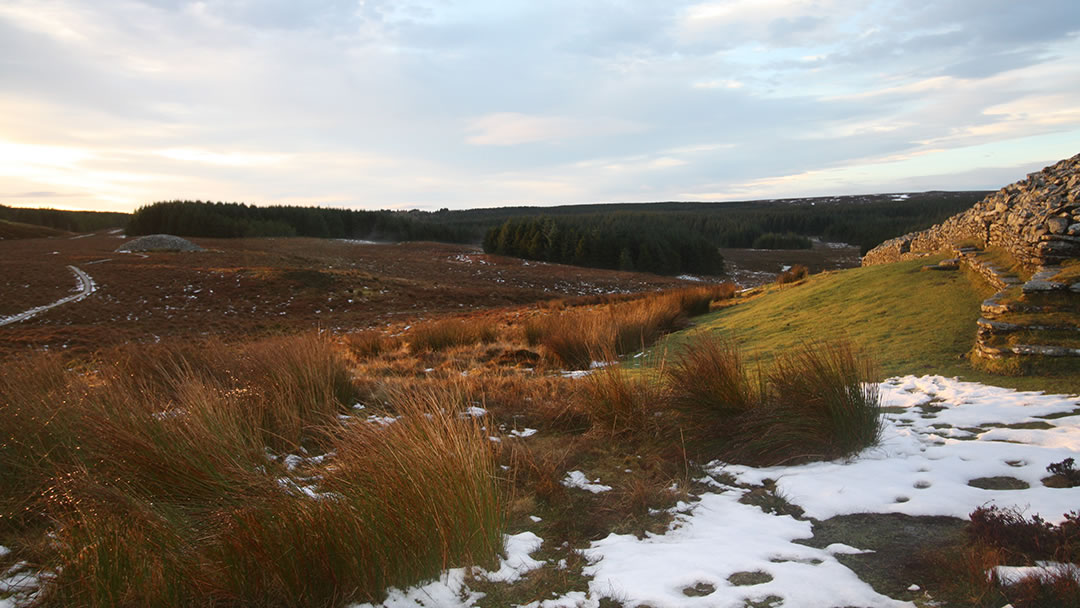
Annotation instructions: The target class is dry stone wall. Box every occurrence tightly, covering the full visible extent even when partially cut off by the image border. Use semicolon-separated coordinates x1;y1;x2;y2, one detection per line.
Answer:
863;153;1080;269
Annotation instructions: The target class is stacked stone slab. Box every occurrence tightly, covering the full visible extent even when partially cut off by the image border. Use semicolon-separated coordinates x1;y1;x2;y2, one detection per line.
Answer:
862;153;1080;270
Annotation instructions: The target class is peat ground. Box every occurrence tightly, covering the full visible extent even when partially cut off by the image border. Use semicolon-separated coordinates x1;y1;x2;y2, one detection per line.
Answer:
0;232;699;359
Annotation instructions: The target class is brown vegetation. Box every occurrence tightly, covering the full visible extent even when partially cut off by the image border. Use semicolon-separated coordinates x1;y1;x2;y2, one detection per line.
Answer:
0;333;504;606
0;234;900;606
917;507;1080;607
0;233;697;360
776;263;810;285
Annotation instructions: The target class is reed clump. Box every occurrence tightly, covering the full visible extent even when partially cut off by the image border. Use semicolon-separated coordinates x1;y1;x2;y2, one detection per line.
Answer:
0;333;505;607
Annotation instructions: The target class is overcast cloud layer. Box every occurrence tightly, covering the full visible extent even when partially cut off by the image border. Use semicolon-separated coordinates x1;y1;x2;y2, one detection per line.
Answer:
1;0;1079;212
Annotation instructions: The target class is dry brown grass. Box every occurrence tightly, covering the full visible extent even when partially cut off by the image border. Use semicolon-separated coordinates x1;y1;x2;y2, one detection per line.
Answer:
776;264;809;285
344;329;402;359
1;333;506;607
666;335;758;416
407;317;499;353
583;364;666;439
524;284;736;368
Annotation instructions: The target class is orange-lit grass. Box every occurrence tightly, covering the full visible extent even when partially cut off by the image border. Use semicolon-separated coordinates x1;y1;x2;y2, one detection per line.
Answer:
666;336;758;416
2;333;505;607
524;284;737;369
344;329;402;359
776;264;809;285
407;317;498;353
583;363;666;439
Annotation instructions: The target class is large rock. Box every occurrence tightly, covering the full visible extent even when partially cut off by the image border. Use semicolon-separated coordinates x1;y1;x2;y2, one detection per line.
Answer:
116;234;204;252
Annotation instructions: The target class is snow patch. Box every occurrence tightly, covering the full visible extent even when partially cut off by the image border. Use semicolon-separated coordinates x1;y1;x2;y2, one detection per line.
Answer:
584;490;908;607
562;471;612;493
347;532;546;608
992;561;1080;585
716;375;1080;523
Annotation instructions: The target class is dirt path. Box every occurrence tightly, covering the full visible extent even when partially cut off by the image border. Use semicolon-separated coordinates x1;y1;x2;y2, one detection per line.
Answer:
0;265;96;327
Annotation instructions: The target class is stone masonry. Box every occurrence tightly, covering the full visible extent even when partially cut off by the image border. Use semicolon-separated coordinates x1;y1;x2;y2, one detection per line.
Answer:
862;153;1080;270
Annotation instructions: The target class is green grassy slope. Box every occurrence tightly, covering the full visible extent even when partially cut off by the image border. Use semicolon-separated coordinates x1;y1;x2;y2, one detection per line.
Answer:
657;256;1080;395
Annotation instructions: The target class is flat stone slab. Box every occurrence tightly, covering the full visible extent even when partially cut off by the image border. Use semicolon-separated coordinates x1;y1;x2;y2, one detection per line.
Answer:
1023;280;1068;293
1010;345;1080;358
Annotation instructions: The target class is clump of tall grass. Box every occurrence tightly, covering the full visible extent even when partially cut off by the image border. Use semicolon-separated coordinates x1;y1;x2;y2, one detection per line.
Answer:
776;264;809;285
666;335;758;417
205;384;504;605
611;296;685;354
1;333;505;607
732;341;882;465
408;317;498;353
345;329;401;359
583;363;665;439
525;284;736;369
674;284;738;316
663;334;882;465
524;311;609;369
323;383;505;569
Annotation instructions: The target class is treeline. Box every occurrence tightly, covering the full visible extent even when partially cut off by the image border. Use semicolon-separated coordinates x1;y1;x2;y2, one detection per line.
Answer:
435;191;988;255
118;193;987;277
126;201;475;242
483;214;725;275
750;232;811;250
0;204;128;233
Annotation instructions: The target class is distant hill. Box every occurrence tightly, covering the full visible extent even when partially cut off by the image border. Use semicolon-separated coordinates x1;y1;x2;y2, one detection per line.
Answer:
0;219;70;240
126;192;987;275
0;204;128;233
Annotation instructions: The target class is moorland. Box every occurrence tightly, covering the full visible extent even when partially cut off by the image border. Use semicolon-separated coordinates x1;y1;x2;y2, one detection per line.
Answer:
1;178;1078;608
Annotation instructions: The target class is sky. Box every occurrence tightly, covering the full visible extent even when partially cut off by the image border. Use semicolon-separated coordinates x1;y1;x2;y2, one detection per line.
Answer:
1;0;1079;213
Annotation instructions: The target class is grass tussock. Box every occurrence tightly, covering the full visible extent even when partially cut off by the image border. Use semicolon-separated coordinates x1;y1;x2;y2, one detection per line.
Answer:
665;334;882;465
776;264;809;285
345;329;402;359
754;341;882;462
666;336;758;416
408;317;498;353
583;364;665;439
0;333;505;607
525;284;736;369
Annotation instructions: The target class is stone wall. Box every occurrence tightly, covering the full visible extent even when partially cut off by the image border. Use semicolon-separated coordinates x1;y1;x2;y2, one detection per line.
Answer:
862;153;1080;269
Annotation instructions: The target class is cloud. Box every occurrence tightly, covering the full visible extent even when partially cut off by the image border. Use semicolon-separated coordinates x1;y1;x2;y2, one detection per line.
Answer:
0;0;1078;211
465;113;644;146
692;79;743;90
678;0;849;47
155;148;290;167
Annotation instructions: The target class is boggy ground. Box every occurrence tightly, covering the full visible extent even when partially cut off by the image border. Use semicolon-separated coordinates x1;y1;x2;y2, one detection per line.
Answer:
0;232;697;360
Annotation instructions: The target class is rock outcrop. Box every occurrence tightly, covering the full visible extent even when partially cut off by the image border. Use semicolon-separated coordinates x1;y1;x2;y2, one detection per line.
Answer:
863;153;1080;270
863;154;1080;370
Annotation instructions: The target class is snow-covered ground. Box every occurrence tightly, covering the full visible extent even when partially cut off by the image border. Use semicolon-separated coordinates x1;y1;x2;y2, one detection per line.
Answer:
350;375;1080;608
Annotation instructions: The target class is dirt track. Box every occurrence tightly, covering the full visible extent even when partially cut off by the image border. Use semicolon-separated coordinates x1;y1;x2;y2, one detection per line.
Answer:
0;265;95;327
